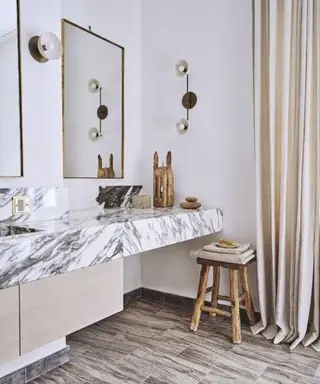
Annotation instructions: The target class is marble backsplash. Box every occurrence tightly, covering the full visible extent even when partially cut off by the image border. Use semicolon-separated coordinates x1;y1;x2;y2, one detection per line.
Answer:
0;188;69;224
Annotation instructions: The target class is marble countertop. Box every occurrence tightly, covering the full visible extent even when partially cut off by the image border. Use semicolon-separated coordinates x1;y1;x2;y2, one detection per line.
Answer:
0;206;223;289
13;206;215;233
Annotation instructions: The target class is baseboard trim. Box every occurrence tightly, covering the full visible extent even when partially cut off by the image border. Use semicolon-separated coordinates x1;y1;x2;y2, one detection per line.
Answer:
127;287;260;326
123;287;143;308
0;346;70;384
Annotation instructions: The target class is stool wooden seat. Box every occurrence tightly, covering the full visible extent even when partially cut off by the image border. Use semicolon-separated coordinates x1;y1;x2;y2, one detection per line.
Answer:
190;256;256;344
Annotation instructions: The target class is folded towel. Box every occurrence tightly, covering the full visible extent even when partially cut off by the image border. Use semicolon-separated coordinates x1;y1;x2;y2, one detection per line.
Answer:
203;242;251;254
191;248;255;265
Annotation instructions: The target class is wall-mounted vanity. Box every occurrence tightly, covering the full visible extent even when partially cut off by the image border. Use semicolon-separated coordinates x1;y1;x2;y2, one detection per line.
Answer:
0;186;222;369
0;0;23;177
62;20;124;179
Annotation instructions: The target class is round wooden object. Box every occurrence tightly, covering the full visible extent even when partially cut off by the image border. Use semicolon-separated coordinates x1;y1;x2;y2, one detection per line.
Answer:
182;92;197;109
97;105;108;120
180;201;201;209
185;196;198;203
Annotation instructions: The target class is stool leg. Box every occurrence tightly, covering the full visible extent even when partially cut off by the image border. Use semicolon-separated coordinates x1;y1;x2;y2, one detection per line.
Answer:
240;267;256;326
229;269;241;344
190;264;210;331
209;266;220;317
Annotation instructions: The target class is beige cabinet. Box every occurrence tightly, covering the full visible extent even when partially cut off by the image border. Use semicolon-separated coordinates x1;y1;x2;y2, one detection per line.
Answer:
0;286;20;364
20;259;123;354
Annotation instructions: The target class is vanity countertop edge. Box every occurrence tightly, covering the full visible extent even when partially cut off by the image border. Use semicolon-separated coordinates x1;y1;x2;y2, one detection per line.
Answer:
0;206;223;290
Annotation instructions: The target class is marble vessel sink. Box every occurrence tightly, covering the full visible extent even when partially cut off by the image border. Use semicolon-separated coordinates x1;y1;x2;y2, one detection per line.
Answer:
0;225;39;237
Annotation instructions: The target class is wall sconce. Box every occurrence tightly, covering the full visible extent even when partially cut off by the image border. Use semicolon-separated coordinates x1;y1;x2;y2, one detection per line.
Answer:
28;32;62;63
88;78;108;140
175;59;197;133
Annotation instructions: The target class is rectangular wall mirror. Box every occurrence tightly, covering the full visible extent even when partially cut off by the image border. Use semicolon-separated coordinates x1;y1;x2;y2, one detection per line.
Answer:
62;19;124;179
0;0;23;177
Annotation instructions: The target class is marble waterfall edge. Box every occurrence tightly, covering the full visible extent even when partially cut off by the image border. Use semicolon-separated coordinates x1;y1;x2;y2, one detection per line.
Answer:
0;206;222;290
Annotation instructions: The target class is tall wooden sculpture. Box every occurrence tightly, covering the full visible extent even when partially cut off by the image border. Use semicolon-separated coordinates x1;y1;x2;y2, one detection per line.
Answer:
153;151;174;207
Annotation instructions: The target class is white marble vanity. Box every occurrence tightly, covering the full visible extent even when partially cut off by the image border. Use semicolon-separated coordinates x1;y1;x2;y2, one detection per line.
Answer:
0;187;222;380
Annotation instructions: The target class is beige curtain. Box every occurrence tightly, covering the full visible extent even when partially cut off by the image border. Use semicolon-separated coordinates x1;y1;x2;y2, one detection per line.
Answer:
253;0;320;350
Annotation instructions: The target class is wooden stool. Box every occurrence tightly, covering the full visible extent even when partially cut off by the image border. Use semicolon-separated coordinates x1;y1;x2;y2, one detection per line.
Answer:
190;256;256;344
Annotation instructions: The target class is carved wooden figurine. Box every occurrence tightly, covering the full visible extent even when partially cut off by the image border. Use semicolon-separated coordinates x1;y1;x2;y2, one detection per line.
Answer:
153;151;174;207
97;153;115;178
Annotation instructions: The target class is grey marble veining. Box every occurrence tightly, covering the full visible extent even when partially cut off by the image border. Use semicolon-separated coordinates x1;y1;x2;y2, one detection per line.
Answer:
0;223;123;289
122;208;222;256
96;185;142;208
0;206;222;289
0;188;68;224
0;225;38;237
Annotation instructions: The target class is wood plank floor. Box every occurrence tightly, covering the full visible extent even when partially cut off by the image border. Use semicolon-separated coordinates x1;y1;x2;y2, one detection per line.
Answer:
31;298;320;384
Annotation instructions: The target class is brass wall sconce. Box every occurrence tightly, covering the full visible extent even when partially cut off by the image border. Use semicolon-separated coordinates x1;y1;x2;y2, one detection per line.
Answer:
28;32;62;63
88;78;108;140
175;59;197;133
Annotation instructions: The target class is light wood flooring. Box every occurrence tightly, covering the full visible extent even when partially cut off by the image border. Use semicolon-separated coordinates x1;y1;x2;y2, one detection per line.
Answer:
31;298;320;384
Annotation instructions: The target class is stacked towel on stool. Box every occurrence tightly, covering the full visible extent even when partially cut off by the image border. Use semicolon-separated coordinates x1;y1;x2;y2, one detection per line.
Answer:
191;242;255;264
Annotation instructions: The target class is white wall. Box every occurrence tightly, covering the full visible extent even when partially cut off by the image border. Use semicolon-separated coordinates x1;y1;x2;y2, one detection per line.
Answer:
62;0;143;293
0;0;63;188
141;0;257;305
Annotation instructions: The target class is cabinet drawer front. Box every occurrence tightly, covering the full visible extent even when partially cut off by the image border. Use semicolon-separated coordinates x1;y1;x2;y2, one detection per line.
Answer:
0;286;20;364
20;259;123;354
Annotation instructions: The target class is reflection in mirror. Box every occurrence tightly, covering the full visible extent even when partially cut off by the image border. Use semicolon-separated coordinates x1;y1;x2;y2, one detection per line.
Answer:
0;0;23;177
62;20;124;179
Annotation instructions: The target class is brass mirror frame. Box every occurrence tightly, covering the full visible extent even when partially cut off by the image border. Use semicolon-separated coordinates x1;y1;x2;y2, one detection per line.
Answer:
61;19;125;179
0;0;24;178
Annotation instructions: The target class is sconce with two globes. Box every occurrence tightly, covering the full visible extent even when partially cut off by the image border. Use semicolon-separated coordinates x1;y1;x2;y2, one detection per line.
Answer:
175;59;197;134
87;78;109;142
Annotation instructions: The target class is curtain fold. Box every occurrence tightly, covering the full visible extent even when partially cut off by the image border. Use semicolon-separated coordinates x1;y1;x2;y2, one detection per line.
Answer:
252;0;320;350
